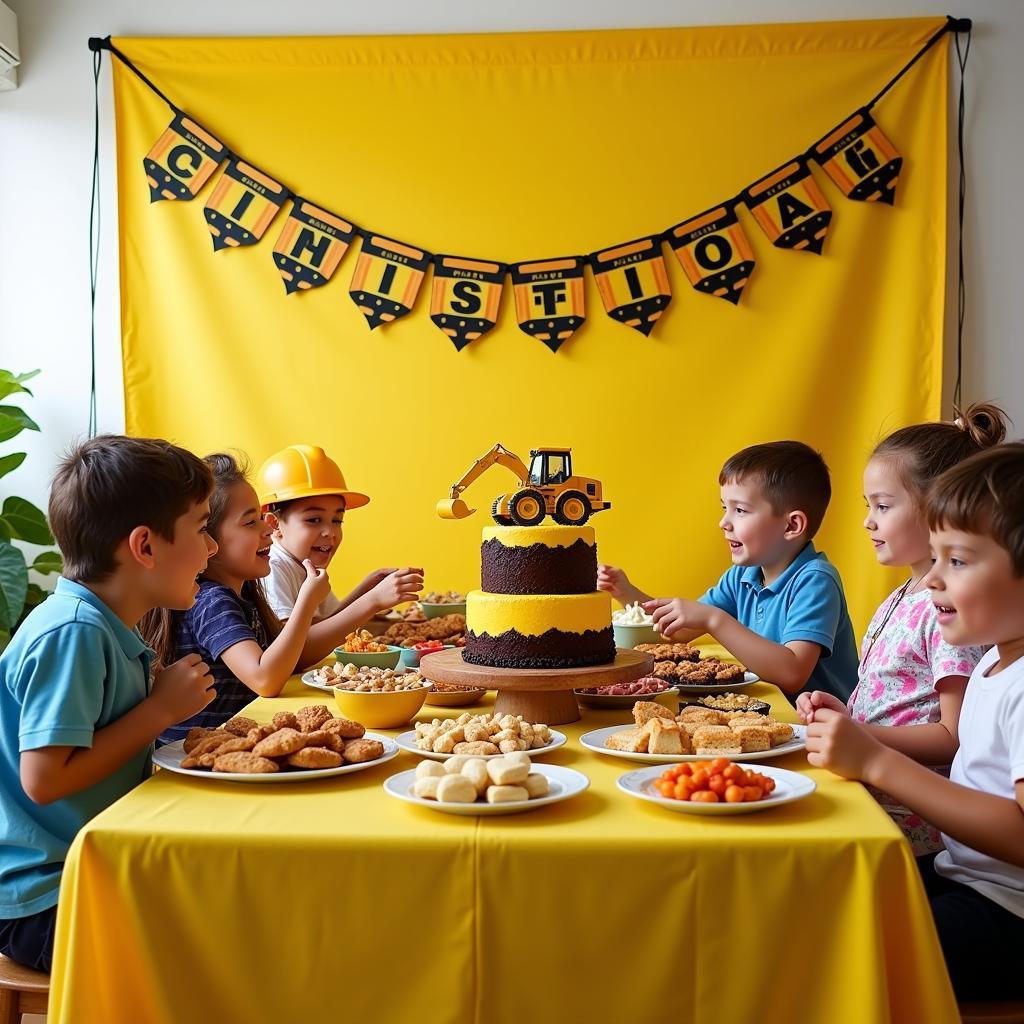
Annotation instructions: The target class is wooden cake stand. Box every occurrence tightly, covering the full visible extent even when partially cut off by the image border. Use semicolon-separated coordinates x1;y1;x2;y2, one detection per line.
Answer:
417;648;655;725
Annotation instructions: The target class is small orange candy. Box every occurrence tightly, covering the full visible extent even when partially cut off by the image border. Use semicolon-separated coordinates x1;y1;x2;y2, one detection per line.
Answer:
691;790;720;803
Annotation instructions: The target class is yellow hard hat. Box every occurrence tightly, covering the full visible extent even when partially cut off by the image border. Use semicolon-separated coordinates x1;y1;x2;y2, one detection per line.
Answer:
256;445;370;510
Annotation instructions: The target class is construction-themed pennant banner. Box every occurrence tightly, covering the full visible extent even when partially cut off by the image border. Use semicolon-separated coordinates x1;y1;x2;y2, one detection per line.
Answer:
204;158;289;252
512;257;587;352
273;199;355;294
144;112;227;202
665;204;756;305
589;236;672;336
349;234;431;329
811;108;903;205
431;255;507;350
743;158;833;255
107;16;954;350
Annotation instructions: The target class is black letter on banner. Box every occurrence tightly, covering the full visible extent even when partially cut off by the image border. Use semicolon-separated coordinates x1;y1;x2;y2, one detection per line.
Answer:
533;284;566;315
778;193;812;229
379;264;398;294
231;190;255;221
845;140;880;178
695;236;732;271
290;228;329;269
623;267;644;300
167;145;201;179
451;281;483;315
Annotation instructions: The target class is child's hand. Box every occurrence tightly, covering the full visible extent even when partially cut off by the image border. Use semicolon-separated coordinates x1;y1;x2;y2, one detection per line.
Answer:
797;690;848;724
369;567;424;613
355;568;397;600
805;708;884;781
597;564;631;603
296;559;332;611
643;597;711;639
150;653;215;724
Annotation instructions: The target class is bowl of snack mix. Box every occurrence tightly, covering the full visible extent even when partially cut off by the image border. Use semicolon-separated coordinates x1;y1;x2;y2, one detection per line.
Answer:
419;591;467;619
331;670;433;728
612;602;661;648
399;640;455;669
333;630;403;670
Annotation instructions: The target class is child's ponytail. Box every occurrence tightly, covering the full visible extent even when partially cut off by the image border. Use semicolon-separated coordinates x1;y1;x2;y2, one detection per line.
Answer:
954;401;1008;449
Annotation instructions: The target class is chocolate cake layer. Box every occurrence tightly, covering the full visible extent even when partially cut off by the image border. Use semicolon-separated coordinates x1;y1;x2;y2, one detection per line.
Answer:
463;626;615;669
480;537;597;595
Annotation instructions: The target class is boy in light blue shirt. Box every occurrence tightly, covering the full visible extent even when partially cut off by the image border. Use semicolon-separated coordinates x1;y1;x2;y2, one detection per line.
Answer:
600;440;858;703
0;436;219;971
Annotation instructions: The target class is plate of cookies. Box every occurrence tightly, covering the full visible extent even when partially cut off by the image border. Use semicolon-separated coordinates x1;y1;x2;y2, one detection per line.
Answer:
579;701;805;764
153;706;399;782
384;753;589;816
395;711;566;761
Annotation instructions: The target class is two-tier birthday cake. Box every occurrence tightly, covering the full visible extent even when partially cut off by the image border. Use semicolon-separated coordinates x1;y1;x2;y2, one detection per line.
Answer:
463;525;616;669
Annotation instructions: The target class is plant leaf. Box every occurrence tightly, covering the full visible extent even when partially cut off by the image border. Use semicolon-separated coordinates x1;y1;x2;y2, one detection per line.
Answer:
31;553;63;576
0;497;54;545
0;542;28;630
31;551;63;575
0;370;39;402
0;407;40;443
0;452;27;480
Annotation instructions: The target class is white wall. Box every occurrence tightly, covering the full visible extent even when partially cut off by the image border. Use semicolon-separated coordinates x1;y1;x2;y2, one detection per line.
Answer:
1;0;1022;520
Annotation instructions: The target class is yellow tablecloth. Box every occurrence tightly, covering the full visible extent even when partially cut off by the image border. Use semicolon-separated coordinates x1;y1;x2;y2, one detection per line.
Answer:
49;674;957;1024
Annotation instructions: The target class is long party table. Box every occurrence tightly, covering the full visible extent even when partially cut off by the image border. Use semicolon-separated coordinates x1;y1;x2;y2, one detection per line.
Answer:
49;665;958;1023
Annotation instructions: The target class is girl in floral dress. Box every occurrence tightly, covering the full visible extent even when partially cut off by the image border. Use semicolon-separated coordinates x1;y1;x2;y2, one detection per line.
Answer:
798;403;1007;854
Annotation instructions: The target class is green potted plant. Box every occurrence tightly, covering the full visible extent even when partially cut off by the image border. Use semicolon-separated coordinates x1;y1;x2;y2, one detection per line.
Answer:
0;369;63;651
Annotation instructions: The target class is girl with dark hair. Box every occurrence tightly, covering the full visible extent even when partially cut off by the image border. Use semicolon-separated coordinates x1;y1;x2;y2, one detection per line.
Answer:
144;452;329;745
799;403;1007;854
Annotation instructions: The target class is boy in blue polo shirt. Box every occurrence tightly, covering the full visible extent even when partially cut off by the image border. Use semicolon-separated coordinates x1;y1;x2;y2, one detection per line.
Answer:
0;435;220;971
599;440;858;703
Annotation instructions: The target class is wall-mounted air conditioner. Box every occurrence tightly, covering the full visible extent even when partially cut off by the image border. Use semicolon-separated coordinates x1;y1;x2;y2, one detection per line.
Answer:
0;1;20;92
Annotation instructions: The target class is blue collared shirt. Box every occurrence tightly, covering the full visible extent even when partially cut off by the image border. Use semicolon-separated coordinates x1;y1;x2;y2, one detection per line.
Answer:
0;578;153;918
698;543;858;703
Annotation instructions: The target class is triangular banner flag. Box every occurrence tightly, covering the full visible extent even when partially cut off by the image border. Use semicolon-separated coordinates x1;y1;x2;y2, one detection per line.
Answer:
203;158;289;251
812;108;903;205
743;158;833;255
511;257;587;352
589;236;672;335
143;112;227;202
666;203;757;305
430;255;506;350
273;199;356;294
348;234;431;329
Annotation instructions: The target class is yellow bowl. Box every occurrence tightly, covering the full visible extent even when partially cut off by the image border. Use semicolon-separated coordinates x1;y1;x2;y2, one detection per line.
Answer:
332;683;432;729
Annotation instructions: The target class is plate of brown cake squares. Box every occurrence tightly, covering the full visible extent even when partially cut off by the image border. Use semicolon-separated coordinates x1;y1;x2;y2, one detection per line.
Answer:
634;644;759;692
579;700;805;764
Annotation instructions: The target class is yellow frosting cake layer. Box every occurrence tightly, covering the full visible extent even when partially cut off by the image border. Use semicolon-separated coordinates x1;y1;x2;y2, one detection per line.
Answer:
481;525;595;549
466;590;610;636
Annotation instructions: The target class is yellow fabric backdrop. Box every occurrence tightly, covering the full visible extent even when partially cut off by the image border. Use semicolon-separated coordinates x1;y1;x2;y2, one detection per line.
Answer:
113;19;948;636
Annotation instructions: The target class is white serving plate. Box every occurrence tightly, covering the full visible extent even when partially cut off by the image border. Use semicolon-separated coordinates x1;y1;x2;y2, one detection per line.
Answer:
301;667;412;692
383;763;588;815
616;762;815;815
579;723;806;764
395;728;567;761
153;734;398;782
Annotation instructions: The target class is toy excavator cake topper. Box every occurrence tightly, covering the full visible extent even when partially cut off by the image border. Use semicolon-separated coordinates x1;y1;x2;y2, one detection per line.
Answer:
437;443;611;527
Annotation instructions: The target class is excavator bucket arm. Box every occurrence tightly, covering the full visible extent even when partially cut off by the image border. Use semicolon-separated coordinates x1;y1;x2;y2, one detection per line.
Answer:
437;443;530;520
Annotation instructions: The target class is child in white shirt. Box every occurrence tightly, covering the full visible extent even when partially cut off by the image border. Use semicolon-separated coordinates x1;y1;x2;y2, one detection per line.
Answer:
805;443;1024;1001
